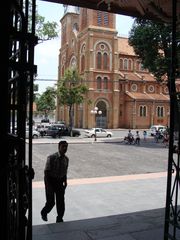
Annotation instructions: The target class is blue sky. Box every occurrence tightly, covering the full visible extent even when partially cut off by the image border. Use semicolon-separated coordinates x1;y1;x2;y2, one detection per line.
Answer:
35;0;134;94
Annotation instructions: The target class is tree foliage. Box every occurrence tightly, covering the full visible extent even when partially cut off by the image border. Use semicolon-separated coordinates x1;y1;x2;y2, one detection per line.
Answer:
28;0;59;43
128;19;173;82
36;87;56;117
57;68;88;129
35;14;59;43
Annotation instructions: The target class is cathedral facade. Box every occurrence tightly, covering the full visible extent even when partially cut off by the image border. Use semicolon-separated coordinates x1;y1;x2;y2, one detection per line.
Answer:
56;7;171;129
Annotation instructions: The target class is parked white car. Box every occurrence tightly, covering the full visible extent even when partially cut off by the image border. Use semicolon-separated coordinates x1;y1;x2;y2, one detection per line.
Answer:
84;128;113;138
149;125;167;136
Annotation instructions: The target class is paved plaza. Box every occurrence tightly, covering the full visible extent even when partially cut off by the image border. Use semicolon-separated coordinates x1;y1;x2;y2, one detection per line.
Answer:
32;136;173;240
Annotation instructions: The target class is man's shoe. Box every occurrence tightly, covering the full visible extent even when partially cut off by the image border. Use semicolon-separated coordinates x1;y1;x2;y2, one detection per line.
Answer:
56;217;63;223
41;210;48;222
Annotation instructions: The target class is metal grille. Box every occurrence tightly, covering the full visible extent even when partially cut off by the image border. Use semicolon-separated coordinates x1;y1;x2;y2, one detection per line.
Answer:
164;1;180;239
1;0;37;239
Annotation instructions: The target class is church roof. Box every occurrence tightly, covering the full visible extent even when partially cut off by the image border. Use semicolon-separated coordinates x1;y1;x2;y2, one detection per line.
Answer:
118;37;135;56
119;71;156;82
125;92;169;101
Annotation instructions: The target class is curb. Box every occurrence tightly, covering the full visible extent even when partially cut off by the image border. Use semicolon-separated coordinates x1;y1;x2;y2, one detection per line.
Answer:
27;137;155;145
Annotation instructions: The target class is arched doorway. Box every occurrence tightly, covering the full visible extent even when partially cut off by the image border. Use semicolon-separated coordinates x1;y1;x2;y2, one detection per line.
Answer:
96;100;108;128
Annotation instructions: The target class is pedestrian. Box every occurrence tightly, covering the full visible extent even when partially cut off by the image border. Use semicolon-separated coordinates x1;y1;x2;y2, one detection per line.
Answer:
135;130;140;145
143;130;147;141
41;140;69;223
127;129;134;144
155;129;160;143
162;132;169;148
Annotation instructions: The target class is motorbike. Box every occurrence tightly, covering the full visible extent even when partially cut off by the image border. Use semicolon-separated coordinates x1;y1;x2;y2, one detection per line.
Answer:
124;135;135;144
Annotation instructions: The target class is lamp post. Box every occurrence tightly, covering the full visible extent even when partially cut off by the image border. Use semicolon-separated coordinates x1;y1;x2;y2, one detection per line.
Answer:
90;107;102;141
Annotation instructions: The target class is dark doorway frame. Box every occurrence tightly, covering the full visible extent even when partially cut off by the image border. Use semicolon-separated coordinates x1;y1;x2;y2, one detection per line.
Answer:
1;1;179;240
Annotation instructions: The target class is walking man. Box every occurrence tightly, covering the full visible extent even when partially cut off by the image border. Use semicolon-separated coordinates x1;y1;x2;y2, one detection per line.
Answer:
41;140;69;223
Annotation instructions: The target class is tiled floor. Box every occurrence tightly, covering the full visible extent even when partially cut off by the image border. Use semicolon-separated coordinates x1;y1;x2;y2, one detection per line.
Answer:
33;172;170;240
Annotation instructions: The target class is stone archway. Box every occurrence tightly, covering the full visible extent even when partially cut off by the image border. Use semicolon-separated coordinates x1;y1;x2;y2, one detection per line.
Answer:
96;100;108;128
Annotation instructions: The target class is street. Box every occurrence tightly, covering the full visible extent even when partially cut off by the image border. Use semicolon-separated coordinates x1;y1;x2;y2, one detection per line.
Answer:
32;137;169;182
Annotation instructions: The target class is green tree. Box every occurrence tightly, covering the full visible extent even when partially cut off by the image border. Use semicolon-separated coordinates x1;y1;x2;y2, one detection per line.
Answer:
35;14;59;43
36;87;56;118
57;68;88;134
128;18;178;85
28;1;59;43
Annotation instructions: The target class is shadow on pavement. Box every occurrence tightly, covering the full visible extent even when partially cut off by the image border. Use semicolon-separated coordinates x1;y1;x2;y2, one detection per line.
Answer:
105;139;168;149
33;207;170;240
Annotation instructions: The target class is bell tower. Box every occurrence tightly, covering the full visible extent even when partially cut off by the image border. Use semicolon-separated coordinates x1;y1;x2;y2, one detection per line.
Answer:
79;8;116;31
77;8;118;129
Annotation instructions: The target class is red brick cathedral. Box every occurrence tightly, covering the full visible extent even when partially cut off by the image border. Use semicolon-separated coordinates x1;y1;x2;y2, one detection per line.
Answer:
56;6;173;129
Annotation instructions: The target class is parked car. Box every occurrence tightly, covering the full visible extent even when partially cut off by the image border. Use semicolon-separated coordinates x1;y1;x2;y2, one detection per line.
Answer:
26;128;40;138
35;124;51;136
46;124;81;138
149;125;167;136
84;128;113;138
41;118;50;123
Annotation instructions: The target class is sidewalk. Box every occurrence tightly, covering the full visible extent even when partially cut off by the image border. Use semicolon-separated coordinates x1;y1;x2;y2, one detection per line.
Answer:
33;171;169;240
29;136;124;144
29;135;155;145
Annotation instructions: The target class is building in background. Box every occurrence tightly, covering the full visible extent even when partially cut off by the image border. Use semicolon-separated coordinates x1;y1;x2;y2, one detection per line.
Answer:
56;6;174;129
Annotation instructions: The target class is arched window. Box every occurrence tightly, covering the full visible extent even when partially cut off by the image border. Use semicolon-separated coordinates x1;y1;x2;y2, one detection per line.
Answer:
70;56;77;68
95;42;111;70
119;83;122;92
103;52;108;69
80;43;86;72
97;77;102;90
61;55;66;77
81;55;85;72
61;66;65;76
157;106;164;117
124;59;128;70
97;11;109;27
97;52;102;69
136;60;140;71
104;12;109;26
97;11;102;26
128;59;132;70
139;105;147;117
73;23;79;32
119;59;123;70
103;77;108;90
